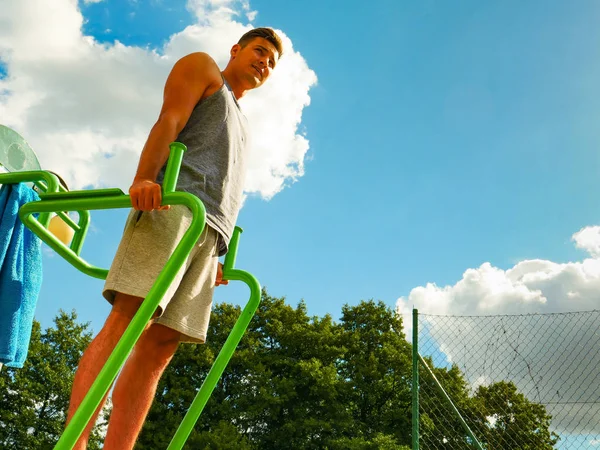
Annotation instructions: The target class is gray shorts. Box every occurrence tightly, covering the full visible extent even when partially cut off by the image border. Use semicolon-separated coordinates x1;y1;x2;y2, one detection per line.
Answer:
103;205;219;343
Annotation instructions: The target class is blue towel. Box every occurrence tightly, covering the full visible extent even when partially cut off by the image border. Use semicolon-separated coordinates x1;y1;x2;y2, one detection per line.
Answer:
0;183;42;368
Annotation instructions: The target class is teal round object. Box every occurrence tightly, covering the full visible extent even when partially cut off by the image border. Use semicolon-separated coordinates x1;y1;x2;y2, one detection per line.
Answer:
0;125;41;173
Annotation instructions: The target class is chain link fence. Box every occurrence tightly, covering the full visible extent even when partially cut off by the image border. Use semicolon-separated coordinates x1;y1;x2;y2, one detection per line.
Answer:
415;310;600;449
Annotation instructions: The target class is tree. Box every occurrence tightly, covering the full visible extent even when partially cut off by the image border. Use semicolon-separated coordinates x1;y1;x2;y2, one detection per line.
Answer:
0;310;107;449
134;291;558;449
418;358;482;448
335;300;413;448
139;294;414;449
138;290;351;449
417;359;560;449
327;433;411;450
472;381;559;449
0;295;560;449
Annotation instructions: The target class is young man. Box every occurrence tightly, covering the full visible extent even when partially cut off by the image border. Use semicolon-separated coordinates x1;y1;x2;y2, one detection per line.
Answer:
66;27;282;449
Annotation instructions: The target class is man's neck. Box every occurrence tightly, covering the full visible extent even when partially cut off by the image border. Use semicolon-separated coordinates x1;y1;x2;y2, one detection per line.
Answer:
221;70;247;100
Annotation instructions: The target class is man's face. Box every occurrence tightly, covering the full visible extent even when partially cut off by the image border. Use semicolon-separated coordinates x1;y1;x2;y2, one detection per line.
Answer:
231;37;279;89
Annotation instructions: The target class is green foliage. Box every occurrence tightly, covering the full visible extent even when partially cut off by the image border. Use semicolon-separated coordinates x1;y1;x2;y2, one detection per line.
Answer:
184;420;253;449
337;300;413;444
136;291;558;448
0;292;558;449
327;433;411;450
472;381;559;449
138;293;414;448
418;358;478;448
0;310;106;449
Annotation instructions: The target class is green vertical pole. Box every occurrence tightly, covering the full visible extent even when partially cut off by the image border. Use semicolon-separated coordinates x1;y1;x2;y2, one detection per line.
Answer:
167;227;259;449
167;270;260;449
412;308;419;450
162;142;186;194
222;226;242;273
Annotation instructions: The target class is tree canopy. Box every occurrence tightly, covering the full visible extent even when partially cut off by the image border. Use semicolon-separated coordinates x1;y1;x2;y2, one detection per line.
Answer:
1;291;557;449
0;310;106;449
138;290;556;449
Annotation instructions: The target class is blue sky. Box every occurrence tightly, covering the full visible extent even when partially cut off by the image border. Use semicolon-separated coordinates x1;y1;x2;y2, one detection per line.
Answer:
20;0;600;329
2;0;600;444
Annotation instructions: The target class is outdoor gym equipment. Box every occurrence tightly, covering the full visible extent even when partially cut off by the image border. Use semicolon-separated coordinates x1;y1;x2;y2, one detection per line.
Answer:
0;125;261;449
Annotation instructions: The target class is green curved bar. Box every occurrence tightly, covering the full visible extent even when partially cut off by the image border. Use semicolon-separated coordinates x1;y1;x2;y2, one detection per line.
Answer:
0;142;261;449
19;191;205;280
54;194;207;449
0;170;92;255
167;261;261;449
0;170;60;227
70;208;91;256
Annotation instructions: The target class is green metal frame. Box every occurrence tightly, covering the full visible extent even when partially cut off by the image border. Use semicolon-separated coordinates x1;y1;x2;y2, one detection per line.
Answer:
411;309;483;450
0;142;261;449
412;309;419;450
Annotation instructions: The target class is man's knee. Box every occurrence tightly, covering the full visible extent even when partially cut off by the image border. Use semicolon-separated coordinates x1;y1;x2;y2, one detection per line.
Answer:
111;292;161;320
137;324;181;360
112;292;145;319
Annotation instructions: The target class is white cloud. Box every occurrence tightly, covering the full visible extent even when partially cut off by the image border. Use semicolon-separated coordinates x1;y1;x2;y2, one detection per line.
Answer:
397;225;600;436
398;226;600;329
572;225;600;257
84;0;104;4
0;0;316;200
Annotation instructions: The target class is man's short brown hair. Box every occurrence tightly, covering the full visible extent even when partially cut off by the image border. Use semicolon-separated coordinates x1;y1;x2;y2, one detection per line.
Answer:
238;27;284;58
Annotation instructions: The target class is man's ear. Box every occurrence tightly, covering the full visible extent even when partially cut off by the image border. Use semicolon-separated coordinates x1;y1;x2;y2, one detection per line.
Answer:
230;43;242;59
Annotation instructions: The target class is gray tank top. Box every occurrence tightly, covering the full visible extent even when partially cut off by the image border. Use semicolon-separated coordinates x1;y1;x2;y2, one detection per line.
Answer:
157;77;248;256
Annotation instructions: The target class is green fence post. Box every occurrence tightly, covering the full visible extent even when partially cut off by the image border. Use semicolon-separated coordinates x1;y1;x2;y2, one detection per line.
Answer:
412;309;419;450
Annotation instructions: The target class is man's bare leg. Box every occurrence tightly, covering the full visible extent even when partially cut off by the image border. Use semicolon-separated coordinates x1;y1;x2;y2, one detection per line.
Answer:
66;293;147;450
103;323;180;450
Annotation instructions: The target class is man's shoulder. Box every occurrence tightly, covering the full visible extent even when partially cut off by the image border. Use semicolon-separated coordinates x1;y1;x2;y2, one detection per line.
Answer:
178;52;219;70
174;52;222;84
183;51;216;62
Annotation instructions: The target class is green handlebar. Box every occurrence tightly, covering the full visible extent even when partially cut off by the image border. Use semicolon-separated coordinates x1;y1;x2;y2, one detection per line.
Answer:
223;226;243;273
167;268;261;449
163;142;187;195
0;170;60;227
0;141;257;449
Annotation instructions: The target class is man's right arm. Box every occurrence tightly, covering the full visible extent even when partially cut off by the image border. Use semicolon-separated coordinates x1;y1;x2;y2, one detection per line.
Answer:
129;53;222;211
